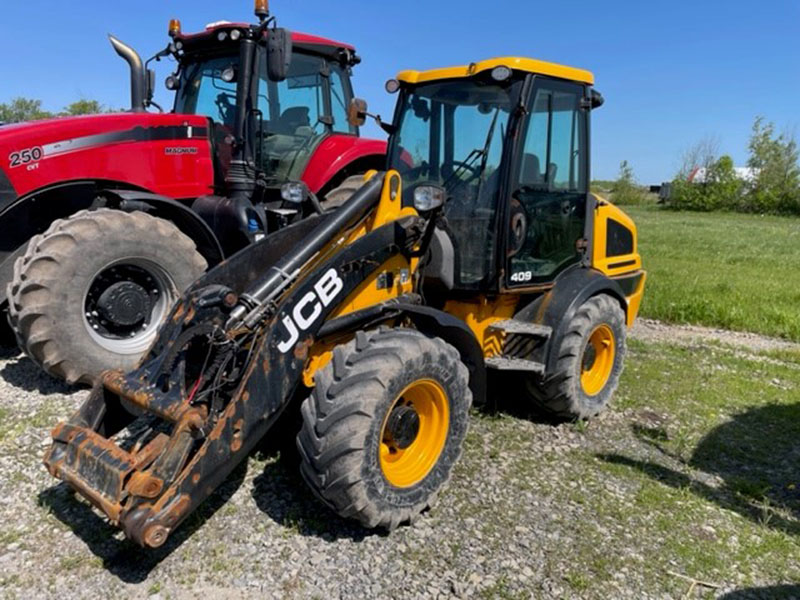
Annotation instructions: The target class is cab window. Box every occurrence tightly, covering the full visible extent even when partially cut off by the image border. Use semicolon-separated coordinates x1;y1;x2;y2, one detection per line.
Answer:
329;63;355;134
175;56;239;128
507;81;588;286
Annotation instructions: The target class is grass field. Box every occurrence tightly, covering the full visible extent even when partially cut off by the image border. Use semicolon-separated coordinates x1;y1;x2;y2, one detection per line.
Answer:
625;205;800;342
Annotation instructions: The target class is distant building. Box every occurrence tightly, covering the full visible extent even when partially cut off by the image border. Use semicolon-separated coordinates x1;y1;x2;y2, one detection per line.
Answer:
687;166;759;184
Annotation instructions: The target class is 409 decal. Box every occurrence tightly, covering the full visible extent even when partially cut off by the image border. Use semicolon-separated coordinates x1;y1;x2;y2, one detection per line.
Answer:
9;146;43;168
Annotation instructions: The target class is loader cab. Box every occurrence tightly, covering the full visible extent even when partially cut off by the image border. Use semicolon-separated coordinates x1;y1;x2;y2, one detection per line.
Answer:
171;24;360;187
386;58;596;294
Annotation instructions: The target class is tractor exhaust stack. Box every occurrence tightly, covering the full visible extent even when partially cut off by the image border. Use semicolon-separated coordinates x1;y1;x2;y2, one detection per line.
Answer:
108;35;147;112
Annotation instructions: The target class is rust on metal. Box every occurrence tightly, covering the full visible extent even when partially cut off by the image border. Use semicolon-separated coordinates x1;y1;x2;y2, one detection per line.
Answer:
143;524;169;548
127;471;164;499
131;433;169;470
294;337;313;360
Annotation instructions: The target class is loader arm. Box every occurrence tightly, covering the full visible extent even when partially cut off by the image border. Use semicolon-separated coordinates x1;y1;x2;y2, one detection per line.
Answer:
43;171;426;548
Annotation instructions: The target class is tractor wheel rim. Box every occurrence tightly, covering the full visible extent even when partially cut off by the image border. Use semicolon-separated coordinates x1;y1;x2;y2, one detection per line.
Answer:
379;379;450;488
581;324;615;396
83;259;176;355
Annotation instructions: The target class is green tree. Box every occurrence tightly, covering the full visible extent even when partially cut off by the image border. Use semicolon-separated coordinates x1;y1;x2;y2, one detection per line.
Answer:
61;99;105;116
611;160;648;205
745;116;800;214
0;97;53;123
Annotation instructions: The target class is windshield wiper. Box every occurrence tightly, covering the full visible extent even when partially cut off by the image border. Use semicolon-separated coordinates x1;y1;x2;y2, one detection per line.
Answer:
441;107;502;192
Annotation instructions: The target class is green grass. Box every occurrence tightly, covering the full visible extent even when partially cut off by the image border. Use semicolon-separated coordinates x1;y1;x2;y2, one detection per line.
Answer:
450;338;800;596
625;205;800;341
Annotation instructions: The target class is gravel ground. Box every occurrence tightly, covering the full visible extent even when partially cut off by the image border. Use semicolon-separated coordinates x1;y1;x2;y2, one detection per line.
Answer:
0;322;798;599
632;319;800;355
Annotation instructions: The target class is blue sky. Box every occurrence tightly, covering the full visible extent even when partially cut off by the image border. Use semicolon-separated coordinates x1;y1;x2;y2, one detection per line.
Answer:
1;1;798;183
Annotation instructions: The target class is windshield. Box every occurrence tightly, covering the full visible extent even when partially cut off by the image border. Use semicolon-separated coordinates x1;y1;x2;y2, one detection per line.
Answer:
388;79;521;285
174;51;354;183
256;53;331;183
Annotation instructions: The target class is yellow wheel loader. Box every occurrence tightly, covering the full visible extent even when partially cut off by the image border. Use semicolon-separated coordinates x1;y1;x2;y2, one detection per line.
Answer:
44;56;646;547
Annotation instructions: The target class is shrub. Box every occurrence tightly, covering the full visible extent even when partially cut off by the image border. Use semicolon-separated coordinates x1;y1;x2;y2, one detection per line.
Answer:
742;117;800;215
611;161;649;205
669;155;742;212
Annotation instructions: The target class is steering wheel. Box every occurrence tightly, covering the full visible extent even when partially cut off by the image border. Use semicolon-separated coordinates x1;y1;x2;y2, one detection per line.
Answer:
447;160;482;184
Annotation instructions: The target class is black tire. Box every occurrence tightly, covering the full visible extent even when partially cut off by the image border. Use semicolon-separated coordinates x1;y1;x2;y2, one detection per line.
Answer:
6;209;207;385
322;174;367;210
297;328;472;530
525;294;626;420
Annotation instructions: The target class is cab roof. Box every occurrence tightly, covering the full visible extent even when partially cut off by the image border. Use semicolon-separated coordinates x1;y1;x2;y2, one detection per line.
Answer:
397;56;594;86
179;22;355;51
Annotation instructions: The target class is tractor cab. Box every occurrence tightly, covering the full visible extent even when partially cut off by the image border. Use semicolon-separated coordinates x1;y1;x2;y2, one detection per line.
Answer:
170;23;361;189
384;58;611;295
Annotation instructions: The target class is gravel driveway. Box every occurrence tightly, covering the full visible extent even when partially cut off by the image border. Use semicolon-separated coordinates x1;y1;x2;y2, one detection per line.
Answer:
0;323;798;599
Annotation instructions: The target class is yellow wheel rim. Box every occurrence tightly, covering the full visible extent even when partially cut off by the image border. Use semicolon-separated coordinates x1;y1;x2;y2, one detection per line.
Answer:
580;325;615;396
379;379;450;488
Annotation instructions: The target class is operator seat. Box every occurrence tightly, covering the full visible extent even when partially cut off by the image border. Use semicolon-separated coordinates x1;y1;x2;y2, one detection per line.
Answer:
274;107;311;136
520;153;545;188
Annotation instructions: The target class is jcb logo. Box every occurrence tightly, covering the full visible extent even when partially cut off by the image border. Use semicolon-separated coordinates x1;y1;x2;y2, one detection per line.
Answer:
277;269;344;354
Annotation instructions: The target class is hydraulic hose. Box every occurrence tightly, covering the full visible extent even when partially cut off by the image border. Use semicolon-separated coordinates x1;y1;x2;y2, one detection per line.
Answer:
226;173;385;329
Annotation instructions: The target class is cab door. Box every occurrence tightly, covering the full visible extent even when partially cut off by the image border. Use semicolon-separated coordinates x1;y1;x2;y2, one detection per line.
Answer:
504;78;590;289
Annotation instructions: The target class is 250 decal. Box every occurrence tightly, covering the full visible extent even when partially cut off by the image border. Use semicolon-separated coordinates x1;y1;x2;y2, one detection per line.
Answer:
9;146;43;168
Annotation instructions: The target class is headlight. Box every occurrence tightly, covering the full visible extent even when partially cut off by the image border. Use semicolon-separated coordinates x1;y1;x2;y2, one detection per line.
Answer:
413;185;447;212
281;181;308;204
221;66;237;83
165;74;180;91
491;66;513;82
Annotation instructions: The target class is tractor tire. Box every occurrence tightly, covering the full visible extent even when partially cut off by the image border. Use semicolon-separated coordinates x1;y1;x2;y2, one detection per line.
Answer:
322;174;367;210
6;209;207;385
297;328;471;530
524;294;626;420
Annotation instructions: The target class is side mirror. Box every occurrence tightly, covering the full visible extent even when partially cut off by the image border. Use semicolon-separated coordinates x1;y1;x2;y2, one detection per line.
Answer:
590;89;605;109
347;98;368;128
267;28;292;82
146;69;156;105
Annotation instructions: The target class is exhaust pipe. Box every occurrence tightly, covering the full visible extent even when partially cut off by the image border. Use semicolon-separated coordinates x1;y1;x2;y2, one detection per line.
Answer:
108;35;146;112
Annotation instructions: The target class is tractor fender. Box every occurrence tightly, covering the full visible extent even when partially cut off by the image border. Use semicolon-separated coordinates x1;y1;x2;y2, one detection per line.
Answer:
301;136;387;195
515;267;628;373
395;304;487;407
99;189;224;267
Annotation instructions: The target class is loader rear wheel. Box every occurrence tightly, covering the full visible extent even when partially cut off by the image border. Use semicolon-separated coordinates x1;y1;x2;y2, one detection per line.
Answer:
524;294;626;420
6;209;207;385
297;328;471;530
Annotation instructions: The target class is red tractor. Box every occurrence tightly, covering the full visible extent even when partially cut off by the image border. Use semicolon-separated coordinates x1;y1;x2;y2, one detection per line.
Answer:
0;3;386;384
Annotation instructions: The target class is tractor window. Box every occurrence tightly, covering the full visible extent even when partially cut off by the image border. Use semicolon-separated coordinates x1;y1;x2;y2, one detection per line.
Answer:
388;80;520;287
255;53;330;182
329;63;355;134
175;55;239;128
507;81;588;286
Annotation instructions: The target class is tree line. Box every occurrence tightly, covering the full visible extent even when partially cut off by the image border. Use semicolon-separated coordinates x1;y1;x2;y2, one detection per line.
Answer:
608;116;800;216
0;97;111;123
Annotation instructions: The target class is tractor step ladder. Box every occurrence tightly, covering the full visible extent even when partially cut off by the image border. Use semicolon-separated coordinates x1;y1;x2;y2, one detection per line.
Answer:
485;319;552;374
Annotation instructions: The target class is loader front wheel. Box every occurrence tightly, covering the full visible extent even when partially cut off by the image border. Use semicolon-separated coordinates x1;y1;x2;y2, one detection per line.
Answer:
297;328;471;530
6;209;207;385
524;294;626;420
